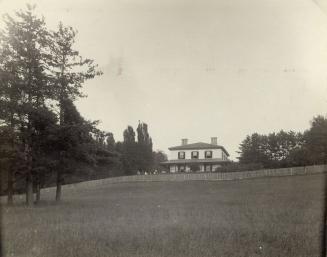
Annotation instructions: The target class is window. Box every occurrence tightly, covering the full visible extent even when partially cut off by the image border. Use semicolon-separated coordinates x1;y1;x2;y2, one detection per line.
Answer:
191;151;199;159
205;150;212;158
178;151;185;159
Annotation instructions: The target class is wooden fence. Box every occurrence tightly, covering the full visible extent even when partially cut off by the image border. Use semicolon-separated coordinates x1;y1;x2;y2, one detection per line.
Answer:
55;164;327;191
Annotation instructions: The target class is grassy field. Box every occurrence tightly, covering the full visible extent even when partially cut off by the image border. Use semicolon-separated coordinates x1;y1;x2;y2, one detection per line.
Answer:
1;174;326;257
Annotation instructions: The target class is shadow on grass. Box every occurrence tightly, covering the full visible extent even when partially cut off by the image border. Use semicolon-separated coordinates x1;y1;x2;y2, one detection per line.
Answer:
322;172;327;257
0;188;3;257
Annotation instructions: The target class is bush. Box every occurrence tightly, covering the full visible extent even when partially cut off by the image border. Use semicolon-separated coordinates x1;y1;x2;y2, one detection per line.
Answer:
215;163;264;173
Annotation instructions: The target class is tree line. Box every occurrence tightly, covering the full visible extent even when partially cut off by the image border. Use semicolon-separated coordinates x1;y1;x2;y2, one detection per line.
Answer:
0;5;166;206
237;115;327;168
92;122;167;176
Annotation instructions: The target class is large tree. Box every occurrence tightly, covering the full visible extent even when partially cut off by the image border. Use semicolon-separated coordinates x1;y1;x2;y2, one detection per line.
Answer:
28;106;58;203
51;99;100;200
49;22;102;201
105;132;115;150
0;4;54;205
0;5;103;205
121;126;138;175
305;115;327;165
136;122;153;172
265;131;303;167
238;133;269;166
238;131;304;168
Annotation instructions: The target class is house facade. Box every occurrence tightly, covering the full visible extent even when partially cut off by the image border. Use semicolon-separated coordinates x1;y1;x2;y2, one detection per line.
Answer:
161;137;230;173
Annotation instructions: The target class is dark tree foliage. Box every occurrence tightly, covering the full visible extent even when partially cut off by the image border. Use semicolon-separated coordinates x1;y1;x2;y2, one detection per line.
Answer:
29;106;58;203
238;133;270;166
238;131;303;168
0;126;17;204
105;132;115;150
123;126;136;143
153;151;168;173
238;116;327;168
50;100;119;200
304;115;327;165
136;122;153;172
0;4;54;205
118;123;155;175
0;5;111;205
49;22;102;201
121;126;138;175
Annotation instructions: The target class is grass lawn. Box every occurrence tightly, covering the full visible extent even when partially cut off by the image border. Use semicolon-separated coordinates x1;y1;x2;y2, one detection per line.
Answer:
1;174;326;257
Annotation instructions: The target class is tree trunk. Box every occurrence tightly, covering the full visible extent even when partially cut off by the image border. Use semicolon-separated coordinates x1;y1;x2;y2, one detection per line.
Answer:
26;173;33;206
56;96;64;203
7;167;14;206
24;143;34;206
55;170;62;202
35;182;41;204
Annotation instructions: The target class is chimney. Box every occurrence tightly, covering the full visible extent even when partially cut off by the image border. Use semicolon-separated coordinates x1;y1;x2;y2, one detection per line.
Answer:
211;137;217;145
181;138;188;146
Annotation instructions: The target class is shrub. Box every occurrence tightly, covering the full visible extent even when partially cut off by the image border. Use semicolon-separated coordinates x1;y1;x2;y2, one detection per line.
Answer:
215;162;264;173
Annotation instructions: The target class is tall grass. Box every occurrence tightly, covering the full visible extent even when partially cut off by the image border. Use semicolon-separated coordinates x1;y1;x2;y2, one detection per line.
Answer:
1;174;325;257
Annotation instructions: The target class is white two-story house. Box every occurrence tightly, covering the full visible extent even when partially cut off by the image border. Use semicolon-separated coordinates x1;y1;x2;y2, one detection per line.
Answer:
161;137;230;173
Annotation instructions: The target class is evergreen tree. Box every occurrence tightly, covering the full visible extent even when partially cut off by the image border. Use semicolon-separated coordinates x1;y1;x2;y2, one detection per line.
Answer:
51;99;100;200
105;132;115;150
0;5;103;204
49;22;102;201
304;115;327;165
136;122;153;172
0;126;17;204
0;4;54;205
238;133;269;166
28;106;58;203
122;126;138;175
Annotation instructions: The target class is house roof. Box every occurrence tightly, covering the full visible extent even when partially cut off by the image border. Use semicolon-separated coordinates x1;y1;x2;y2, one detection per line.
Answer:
169;142;230;156
161;158;231;165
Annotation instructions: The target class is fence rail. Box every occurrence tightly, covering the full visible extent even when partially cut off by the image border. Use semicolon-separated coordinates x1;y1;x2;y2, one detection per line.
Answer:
54;164;327;191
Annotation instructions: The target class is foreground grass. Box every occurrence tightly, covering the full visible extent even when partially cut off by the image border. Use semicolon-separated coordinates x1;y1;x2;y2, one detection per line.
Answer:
1;174;326;257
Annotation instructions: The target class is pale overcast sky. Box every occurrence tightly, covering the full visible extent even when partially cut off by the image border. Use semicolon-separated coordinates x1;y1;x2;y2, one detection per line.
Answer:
1;0;327;160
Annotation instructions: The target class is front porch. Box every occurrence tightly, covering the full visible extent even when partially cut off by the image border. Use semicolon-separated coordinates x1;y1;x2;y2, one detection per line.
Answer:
161;159;230;173
168;163;221;173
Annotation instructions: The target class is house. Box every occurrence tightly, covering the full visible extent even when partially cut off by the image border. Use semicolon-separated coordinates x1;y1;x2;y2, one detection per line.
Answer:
161;137;230;173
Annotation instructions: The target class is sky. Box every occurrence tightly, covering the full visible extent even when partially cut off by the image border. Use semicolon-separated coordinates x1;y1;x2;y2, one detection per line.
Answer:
1;0;327;160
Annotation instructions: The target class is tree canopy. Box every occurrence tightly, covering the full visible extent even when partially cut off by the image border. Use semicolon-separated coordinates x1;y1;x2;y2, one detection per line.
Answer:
0;5;118;205
238;116;327;168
